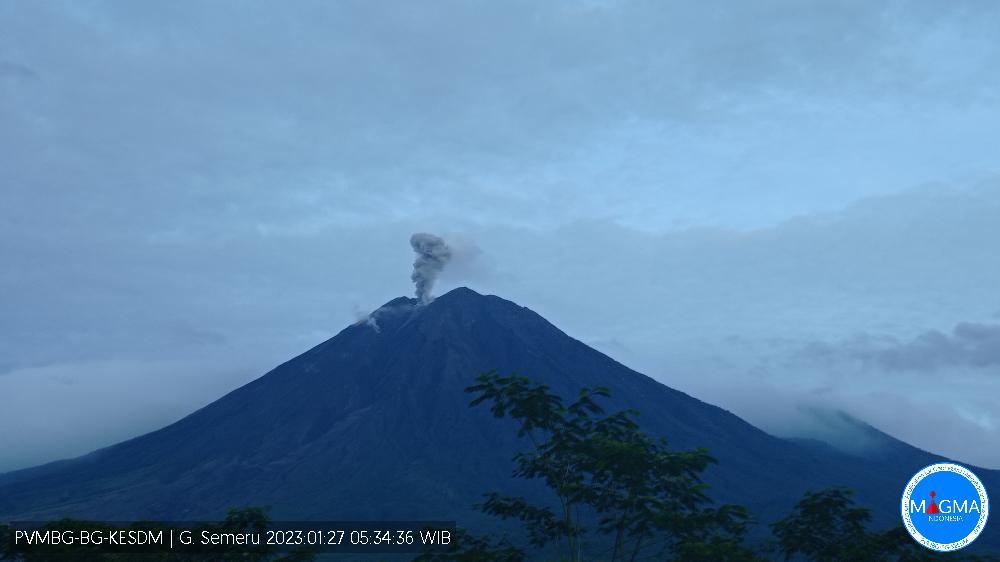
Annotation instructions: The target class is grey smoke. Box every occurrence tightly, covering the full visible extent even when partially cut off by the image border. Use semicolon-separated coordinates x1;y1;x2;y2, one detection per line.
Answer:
410;233;452;303
351;305;381;332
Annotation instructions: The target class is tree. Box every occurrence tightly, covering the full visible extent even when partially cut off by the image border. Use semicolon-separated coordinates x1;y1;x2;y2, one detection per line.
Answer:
771;487;873;561
770;487;999;562
459;371;760;561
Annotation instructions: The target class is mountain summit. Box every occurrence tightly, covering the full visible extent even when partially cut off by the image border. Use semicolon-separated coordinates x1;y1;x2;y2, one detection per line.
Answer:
1;288;996;542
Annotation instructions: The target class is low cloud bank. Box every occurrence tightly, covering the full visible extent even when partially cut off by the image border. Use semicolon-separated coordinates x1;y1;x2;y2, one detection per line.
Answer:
801;322;1000;371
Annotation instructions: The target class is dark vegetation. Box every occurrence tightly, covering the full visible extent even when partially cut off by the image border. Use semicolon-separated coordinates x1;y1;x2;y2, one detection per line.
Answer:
415;372;999;561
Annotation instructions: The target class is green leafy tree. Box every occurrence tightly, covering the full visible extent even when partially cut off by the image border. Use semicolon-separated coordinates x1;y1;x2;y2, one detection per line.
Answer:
455;371;760;561
770;487;999;562
771;488;873;561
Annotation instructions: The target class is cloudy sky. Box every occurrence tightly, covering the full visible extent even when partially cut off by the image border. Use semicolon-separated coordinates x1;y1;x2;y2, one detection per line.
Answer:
2;0;999;472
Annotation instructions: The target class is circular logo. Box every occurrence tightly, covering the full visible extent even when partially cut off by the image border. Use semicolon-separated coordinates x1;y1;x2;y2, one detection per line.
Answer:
901;463;989;552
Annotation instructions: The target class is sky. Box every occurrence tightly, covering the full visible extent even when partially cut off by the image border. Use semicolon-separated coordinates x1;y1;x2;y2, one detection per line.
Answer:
2;0;999;472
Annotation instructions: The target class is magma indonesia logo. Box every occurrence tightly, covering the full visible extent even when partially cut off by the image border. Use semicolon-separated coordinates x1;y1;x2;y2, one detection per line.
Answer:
901;463;989;552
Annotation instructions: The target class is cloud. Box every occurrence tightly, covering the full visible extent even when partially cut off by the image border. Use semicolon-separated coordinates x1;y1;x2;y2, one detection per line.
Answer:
2;179;998;469
0;356;261;473
0;60;36;82
3;0;1000;236
800;322;1000;372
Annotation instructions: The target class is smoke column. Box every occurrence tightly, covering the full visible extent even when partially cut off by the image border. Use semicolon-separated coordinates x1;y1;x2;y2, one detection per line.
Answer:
410;233;452;303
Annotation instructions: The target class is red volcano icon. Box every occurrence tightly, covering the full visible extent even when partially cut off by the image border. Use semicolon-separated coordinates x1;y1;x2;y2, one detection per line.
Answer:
927;491;940;514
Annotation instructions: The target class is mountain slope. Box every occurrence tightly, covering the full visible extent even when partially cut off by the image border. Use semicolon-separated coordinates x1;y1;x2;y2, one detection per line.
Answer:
1;288;996;547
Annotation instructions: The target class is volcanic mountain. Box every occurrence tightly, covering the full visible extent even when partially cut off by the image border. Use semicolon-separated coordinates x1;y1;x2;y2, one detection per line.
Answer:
1;288;996;547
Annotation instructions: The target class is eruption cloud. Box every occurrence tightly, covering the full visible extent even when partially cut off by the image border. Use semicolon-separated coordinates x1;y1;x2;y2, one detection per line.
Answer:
410;233;452;303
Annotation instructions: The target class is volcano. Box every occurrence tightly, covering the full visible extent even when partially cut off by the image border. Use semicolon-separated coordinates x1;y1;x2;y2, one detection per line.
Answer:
0;288;996;546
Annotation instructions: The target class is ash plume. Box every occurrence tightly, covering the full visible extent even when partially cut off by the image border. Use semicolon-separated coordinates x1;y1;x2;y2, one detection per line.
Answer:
410;233;452;303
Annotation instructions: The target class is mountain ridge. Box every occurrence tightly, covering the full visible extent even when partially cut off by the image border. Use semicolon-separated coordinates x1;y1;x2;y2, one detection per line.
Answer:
1;288;996;548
